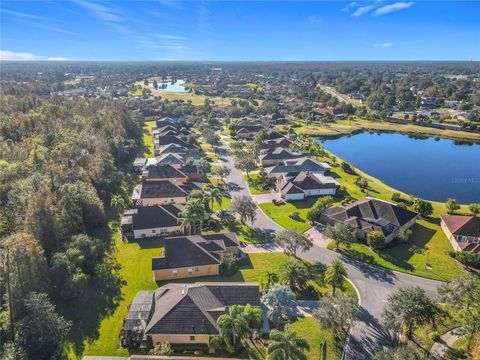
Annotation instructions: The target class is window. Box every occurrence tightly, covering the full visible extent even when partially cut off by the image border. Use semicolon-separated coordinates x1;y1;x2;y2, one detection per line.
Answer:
188;268;193;274
172;270;178;277
195;267;200;272
190;336;195;341
152;229;156;234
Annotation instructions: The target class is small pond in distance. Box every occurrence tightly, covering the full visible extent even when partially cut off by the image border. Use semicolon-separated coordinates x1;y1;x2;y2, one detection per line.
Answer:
156;79;187;93
318;132;480;203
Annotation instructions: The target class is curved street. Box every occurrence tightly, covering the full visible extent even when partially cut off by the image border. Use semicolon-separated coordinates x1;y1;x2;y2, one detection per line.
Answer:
217;136;442;359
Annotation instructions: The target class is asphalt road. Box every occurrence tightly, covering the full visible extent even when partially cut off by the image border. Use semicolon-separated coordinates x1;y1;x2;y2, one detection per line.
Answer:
217;137;442;359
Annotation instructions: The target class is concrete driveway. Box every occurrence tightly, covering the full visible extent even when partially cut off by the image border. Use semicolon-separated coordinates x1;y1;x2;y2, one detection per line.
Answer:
305;226;332;248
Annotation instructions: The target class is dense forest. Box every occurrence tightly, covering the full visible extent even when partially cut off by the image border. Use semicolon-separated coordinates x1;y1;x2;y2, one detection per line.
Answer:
0;81;143;359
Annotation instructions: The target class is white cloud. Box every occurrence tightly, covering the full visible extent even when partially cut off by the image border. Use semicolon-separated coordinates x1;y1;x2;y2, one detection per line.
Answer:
374;2;414;16
152;33;186;41
373;42;394;48
0;50;42;61
72;0;122;22
352;5;374;17
1;8;45;20
0;50;69;61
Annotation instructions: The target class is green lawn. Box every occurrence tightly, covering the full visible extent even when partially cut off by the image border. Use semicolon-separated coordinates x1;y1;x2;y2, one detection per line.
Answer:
211;219;269;244
327;218;461;282
143;121;156;157
259;198;317;232
245;174;270;195
290;317;342;360
212;196;231;212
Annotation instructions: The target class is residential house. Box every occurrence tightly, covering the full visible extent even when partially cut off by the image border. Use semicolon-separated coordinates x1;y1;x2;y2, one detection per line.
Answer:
155;117;178;129
132;180;202;205
124;282;263;347
155;152;185;166
155;135;197;150
143;164;189;182
121;204;183;240
153;124;179;137
278;172;339;201
441;215;480;259
261;137;293;151
258;147;303;167
267;157;331;177
151;233;240;281
322;197;418;243
235;125;265;140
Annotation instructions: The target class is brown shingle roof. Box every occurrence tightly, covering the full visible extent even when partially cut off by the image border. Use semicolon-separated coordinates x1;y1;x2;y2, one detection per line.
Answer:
441;215;480;237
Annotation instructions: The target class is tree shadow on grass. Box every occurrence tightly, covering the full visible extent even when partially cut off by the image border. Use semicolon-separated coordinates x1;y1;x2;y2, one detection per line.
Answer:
380;222;436;265
340;251;397;284
59;256;125;357
345;308;397;359
134;237;165;249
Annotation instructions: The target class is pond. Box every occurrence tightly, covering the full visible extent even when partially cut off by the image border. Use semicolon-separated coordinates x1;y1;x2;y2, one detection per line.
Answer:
318;132;480;203
156;79;187;93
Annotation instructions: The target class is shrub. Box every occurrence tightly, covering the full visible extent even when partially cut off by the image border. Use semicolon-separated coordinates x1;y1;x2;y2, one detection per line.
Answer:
341;162;356;175
431;331;440;342
149;342;173;356
391;192;402;202
450;251;479;268
367;231;385;249
220;253;239;276
289;211;301;221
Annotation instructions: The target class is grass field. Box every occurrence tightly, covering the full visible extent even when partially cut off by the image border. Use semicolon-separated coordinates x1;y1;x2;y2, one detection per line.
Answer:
68;227;162;358
294;117;480;142
245;174;270;195
290;317;342;360
259;198;317;232
143;121;156;157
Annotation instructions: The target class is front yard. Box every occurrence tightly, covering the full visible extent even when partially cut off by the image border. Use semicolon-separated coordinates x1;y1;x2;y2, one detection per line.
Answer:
259;197;317;232
245;174;271;195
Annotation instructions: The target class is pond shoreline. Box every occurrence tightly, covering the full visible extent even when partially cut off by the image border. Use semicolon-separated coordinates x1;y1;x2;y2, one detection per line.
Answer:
318;132;480;204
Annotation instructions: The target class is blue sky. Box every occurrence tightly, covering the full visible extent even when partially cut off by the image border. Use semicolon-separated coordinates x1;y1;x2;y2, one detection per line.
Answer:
1;1;479;61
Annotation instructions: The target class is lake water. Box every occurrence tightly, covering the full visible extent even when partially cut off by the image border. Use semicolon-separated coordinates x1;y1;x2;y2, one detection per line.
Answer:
318;132;480;203
156;79;187;93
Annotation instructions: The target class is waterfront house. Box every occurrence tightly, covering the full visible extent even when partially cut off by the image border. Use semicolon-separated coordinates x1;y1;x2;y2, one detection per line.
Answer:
441;215;480;259
258;147;303;167
278;171;339;201
322;197;418;243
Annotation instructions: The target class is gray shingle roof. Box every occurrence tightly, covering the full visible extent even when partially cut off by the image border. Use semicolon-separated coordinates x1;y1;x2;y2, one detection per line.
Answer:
145;283;260;335
324;197;417;236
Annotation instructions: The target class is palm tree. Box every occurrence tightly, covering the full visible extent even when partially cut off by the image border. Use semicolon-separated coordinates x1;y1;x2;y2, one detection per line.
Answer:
324;259;347;295
110;194;125;211
280;260;310;292
216;306;250;351
267;326;309;360
206;184;223;211
177;206;194;235
188;198;207;233
260;271;279;292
